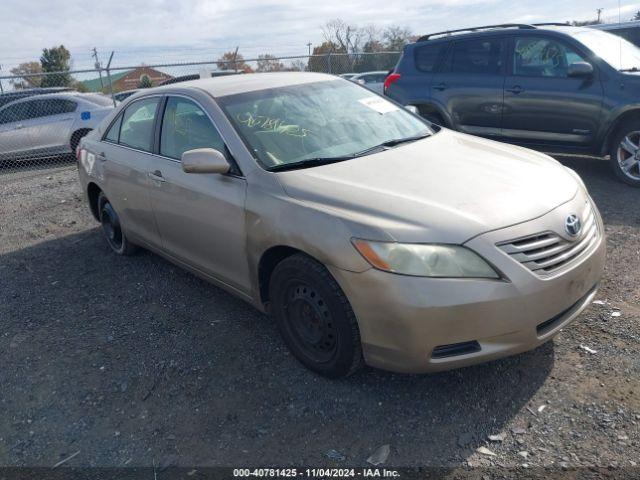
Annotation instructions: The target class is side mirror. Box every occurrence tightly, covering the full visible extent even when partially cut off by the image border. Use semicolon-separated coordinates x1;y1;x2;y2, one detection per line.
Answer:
568;61;594;78
181;148;230;174
404;105;419;114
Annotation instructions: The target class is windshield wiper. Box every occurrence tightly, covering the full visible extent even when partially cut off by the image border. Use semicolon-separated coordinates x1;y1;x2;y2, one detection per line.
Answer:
267;132;431;172
268;156;354;172
340;132;432;158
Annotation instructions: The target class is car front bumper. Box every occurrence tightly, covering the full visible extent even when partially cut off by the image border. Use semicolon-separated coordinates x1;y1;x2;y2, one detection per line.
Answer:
330;194;606;374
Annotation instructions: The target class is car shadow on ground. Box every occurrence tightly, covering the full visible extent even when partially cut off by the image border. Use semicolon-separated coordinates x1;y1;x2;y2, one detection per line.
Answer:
1;228;554;468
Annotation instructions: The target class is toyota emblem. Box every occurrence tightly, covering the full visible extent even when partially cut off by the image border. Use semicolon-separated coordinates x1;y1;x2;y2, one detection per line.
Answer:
565;214;582;237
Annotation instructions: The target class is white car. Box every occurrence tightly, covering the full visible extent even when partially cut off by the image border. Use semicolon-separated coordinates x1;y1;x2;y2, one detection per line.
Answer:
0;92;114;161
349;71;388;94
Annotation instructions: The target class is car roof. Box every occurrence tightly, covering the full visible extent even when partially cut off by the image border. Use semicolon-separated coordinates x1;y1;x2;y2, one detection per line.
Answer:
154;72;339;98
0;92;109;109
352;71;388;77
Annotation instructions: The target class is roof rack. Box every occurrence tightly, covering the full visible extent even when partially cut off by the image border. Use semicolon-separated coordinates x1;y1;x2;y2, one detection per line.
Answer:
531;22;571;27
417;23;536;42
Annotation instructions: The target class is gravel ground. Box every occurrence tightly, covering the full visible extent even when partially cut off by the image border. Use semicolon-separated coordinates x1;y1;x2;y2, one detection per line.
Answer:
0;156;638;473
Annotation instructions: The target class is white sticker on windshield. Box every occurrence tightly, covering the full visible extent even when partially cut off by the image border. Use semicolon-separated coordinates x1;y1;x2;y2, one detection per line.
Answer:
358;96;399;114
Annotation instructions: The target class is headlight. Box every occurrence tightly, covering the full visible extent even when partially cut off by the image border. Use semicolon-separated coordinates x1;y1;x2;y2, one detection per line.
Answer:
352;239;499;278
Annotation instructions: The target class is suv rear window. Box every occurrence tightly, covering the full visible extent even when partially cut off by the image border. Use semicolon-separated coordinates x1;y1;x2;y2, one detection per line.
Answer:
414;43;448;72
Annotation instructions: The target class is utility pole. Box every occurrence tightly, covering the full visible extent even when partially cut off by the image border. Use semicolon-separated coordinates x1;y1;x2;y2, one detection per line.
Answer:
597;8;603;24
92;47;104;90
307;42;312;56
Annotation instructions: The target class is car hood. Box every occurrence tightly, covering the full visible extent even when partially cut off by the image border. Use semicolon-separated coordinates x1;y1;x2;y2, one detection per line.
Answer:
276;130;579;244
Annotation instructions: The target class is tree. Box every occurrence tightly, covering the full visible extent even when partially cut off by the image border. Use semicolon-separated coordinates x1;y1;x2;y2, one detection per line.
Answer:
138;74;153;88
288;59;308;72
308;41;347;73
40;45;72;87
633;11;640;21
9;62;42;89
572;19;601;26
216;51;252;72
256;54;285;72
382;26;412;52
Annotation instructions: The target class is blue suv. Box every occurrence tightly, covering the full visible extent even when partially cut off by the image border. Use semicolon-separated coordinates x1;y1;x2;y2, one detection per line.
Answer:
385;23;640;187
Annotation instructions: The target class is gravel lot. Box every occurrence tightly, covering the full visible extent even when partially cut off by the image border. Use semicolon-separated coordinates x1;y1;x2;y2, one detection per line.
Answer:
0;156;638;473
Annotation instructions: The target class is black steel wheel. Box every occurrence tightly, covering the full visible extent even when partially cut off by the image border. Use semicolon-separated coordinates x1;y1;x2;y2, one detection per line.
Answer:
269;253;363;378
98;192;137;255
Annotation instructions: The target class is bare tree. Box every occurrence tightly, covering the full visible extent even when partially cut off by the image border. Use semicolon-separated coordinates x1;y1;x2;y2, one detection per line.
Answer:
382;26;412;52
256;54;285;72
10;62;43;89
322;19;363;54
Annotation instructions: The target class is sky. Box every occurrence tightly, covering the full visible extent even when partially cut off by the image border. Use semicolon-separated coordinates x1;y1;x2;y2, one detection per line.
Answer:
1;0;640;75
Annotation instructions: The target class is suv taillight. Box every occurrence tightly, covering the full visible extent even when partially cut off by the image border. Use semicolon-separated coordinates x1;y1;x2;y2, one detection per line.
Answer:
383;73;401;93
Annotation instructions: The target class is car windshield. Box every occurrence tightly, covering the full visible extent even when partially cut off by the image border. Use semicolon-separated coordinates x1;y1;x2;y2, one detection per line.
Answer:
217;79;431;170
572;29;640;71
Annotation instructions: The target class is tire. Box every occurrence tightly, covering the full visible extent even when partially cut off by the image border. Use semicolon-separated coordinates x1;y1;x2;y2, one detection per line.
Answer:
609;120;640;187
269;254;364;378
70;129;91;152
97;192;137;255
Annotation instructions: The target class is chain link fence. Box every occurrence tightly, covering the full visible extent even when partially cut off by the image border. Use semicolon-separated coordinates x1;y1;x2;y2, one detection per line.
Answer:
0;51;400;177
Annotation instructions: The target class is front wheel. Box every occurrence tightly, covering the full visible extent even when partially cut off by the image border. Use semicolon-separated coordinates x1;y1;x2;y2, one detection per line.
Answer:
609;121;640;187
98;192;137;255
269;254;363;378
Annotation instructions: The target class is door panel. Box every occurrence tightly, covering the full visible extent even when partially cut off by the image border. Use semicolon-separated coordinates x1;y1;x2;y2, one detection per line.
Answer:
501;36;604;146
148;160;250;291
148;96;250;292
0;102;32;156
430;36;506;135
100;98;162;246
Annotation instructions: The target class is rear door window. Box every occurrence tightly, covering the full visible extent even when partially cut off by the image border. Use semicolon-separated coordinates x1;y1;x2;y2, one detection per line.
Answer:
118;98;160;152
449;38;504;75
414;43;448;72
104;114;123;143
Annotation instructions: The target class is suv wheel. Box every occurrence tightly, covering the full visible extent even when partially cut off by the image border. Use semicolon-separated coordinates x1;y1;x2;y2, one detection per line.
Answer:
269;254;364;378
98;192;137;255
610;121;640;187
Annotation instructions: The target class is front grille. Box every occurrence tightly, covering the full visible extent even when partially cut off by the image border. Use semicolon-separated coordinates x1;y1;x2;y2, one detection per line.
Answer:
497;201;599;275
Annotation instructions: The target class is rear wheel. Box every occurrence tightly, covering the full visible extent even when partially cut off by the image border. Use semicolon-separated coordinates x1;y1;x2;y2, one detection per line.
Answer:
70;129;92;152
609;121;640;187
269;254;363;378
98;192;137;255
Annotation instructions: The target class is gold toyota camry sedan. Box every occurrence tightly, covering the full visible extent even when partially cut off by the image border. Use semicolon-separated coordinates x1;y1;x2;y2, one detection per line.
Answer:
77;72;606;378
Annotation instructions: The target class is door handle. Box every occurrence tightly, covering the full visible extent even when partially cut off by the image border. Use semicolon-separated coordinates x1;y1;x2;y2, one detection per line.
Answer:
148;170;166;183
97;152;107;162
506;85;524;94
433;83;448;91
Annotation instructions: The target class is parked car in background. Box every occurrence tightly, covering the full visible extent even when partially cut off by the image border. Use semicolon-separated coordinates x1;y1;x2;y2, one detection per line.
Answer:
592;21;640;47
0;87;73;109
339;73;357;80
348;71;388;94
77;73;604;378
0;92;114;162
114;89;139;102
385;23;640;186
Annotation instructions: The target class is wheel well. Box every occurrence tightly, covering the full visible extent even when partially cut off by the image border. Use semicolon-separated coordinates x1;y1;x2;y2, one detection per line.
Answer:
70;128;93;151
87;182;102;221
258;246;304;305
603;110;640;155
416;104;446;126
